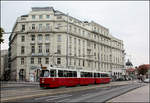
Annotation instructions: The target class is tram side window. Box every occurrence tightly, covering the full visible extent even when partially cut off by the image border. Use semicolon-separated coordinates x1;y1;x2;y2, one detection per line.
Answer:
98;73;100;77
73;71;77;77
50;69;56;77
64;70;68;77
101;74;104;77
67;71;72;77
94;73;98;77
40;70;49;77
101;73;108;77
81;72;84;77
58;70;63;77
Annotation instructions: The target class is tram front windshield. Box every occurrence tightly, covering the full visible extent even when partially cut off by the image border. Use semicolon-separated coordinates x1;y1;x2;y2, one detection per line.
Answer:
40;70;49;77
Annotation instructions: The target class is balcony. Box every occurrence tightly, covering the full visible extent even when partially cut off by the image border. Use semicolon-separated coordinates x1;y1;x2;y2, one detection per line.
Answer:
31;53;49;57
28;27;53;33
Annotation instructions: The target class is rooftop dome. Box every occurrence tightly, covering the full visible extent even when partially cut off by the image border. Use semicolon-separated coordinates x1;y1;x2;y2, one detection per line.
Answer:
126;59;133;66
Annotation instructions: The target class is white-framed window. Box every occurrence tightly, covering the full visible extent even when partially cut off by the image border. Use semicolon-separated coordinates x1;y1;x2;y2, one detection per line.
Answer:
46;15;50;19
39;15;43;19
57;58;61;64
57;45;61;54
31;58;34;64
31;35;35;41
21;25;25;31
32;24;35;30
45;34;50;41
21;58;24;65
38;58;41;64
46;24;50;30
45;44;49;53
38;44;42;53
21;46;25;54
45;58;49;64
32;15;35;19
21;36;25;42
57;35;61;42
39;24;42;30
31;45;35;53
38;34;42;41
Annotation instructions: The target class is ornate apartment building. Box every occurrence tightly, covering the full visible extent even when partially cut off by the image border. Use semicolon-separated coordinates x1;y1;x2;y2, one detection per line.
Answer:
9;7;125;81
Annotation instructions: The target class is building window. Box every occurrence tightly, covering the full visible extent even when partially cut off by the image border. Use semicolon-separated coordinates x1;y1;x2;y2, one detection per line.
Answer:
32;15;35;19
21;25;25;31
46;24;50;30
38;35;42;41
83;60;85;67
74;59;76;66
94;43;96;49
69;58;72;65
69;25;72;31
39;15;43;19
79;59;80;66
57;16;62;19
57;45;61;54
21;58;24;65
45;34;50;41
21;36;25;42
82;30;85;36
38;58;41;64
45;58;49;64
46;15;50;19
31;45;35;53
45;44;49;53
39;24;42;30
74;27;77;33
31;35;35;41
38;45;42;53
32;24;35;30
78;29;81;34
57;35;61;42
21;46;25;54
31;58;34;64
57;58;61;64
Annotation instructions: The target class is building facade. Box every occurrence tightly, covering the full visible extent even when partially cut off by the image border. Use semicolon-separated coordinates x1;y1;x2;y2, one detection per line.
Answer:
0;50;8;80
9;7;125;81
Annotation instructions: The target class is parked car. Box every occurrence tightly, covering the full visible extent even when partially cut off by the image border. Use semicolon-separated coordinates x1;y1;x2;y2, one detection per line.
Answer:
144;78;150;83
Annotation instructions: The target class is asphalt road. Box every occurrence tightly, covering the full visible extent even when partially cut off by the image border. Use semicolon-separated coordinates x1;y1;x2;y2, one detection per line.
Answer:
9;82;145;102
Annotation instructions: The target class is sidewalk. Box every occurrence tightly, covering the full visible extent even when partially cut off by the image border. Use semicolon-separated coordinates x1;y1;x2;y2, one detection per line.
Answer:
1;81;39;88
108;84;149;102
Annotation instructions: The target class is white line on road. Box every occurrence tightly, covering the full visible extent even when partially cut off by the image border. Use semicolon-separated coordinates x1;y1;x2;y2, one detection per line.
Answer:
82;94;90;96
58;99;70;102
34;96;58;100
46;94;72;102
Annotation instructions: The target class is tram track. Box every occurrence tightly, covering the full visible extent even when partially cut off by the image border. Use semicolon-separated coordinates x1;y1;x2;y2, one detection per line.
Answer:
1;81;139;102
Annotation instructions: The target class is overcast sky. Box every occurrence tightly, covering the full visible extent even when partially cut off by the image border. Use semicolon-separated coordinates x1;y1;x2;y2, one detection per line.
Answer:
1;1;149;66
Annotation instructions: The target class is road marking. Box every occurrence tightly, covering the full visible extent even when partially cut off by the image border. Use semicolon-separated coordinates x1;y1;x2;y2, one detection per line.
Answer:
58;99;70;102
46;94;72;102
35;96;58;100
1;81;134;102
82;94;90;96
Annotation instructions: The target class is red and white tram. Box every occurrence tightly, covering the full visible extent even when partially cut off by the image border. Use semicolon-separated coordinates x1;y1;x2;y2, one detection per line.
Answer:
40;67;111;88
